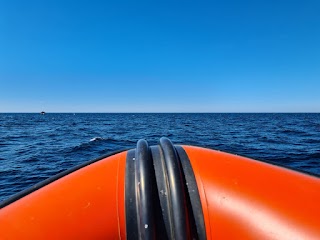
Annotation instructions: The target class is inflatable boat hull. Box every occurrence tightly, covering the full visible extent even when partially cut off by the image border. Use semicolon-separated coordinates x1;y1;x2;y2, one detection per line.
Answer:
0;138;319;239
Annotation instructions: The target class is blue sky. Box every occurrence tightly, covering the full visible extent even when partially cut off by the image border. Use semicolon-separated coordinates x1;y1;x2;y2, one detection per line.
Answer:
0;0;319;112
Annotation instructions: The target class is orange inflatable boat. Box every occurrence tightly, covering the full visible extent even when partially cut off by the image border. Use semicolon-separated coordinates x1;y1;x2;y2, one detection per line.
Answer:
0;137;319;239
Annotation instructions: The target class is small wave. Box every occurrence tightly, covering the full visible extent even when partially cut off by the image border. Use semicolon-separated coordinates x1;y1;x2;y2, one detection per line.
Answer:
67;137;118;153
259;136;281;144
70;142;91;152
0;169;22;175
303;139;320;144
279;129;311;137
90;137;104;142
48;133;58;138
309;152;320;159
21;157;40;163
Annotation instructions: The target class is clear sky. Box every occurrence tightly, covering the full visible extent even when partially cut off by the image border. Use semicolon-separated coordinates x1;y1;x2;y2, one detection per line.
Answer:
0;0;319;112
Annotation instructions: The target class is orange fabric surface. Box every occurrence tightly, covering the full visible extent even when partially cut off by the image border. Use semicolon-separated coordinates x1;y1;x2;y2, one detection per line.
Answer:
183;146;320;240
0;152;127;240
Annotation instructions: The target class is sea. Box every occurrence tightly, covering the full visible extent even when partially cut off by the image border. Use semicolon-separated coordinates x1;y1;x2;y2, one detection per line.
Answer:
0;113;319;202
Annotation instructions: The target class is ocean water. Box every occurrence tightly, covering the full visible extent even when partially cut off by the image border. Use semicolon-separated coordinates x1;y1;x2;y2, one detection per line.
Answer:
0;113;319;202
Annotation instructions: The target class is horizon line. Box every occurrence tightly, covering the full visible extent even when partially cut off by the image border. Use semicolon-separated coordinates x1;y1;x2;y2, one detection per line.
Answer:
0;112;319;114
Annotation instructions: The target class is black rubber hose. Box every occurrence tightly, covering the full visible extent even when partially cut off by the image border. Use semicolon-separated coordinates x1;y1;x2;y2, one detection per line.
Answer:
158;137;189;240
126;138;206;240
135;139;155;239
125;140;155;240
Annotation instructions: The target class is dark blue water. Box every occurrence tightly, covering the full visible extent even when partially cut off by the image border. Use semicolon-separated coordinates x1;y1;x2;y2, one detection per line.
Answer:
0;113;319;202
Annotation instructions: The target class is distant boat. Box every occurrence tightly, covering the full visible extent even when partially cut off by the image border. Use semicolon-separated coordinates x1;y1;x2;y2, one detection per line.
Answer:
40;111;46;115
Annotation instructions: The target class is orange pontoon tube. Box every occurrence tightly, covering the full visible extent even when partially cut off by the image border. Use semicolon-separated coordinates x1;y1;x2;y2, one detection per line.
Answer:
0;137;319;239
